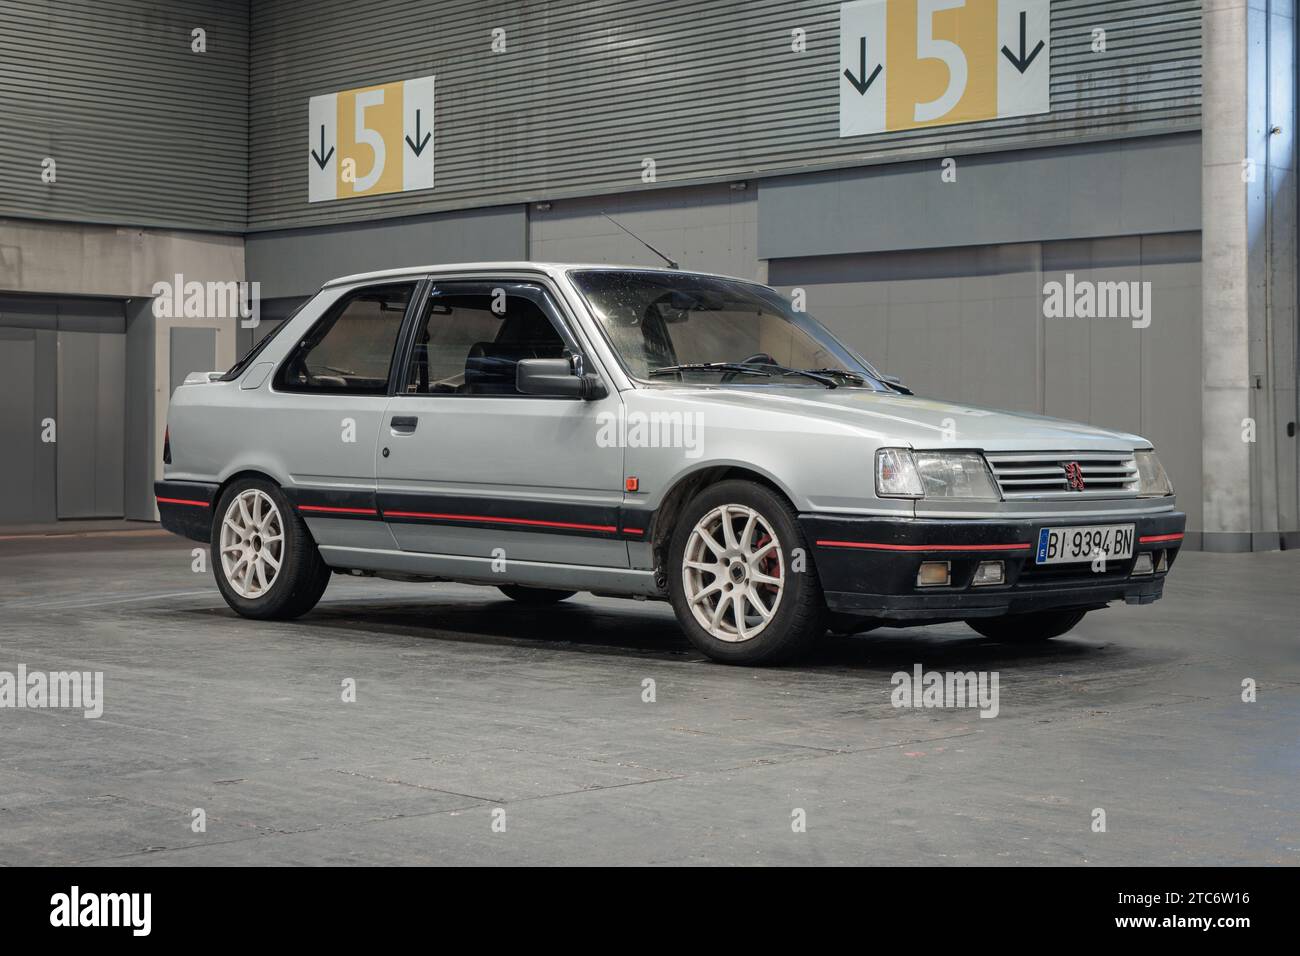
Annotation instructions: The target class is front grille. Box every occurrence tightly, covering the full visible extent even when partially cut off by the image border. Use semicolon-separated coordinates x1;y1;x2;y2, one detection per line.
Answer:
984;451;1139;499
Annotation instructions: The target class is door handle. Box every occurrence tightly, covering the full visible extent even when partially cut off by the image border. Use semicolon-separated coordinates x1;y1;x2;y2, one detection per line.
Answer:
390;415;418;433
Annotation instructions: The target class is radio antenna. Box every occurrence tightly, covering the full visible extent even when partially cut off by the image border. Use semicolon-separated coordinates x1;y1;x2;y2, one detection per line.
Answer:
601;213;679;270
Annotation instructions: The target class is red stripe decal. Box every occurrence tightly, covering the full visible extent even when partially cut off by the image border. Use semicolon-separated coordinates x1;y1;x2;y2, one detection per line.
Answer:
623;528;644;535
156;496;209;508
1139;532;1184;544
816;540;1031;552
383;510;617;533
297;505;378;515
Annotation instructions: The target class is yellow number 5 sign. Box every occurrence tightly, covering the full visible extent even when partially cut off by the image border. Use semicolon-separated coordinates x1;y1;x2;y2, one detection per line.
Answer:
308;75;435;202
839;0;1048;137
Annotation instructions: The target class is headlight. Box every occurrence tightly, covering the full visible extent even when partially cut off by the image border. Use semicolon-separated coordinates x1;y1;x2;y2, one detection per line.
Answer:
875;449;1001;500
876;448;924;498
1134;450;1173;496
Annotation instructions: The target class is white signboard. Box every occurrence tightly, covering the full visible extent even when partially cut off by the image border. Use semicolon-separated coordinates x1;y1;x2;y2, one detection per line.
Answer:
839;0;1049;138
309;74;435;203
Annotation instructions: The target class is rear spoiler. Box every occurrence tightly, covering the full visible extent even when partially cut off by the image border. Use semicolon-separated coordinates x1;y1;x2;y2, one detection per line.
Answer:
182;371;225;385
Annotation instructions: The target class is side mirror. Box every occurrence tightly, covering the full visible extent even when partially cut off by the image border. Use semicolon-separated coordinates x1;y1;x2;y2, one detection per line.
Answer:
880;373;913;396
516;357;608;399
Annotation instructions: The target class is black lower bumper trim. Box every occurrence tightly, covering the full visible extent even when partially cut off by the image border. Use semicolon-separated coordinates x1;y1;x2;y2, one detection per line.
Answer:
825;579;1164;620
802;510;1185;622
154;480;219;543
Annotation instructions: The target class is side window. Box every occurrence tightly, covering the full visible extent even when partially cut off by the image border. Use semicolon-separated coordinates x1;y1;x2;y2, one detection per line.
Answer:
402;282;571;396
276;283;414;394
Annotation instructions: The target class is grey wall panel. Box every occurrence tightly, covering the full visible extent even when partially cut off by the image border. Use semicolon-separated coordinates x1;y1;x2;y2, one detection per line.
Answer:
56;330;126;518
0;328;57;524
1134;232;1202;534
769;230;1203;531
0;332;41;523
529;184;761;279
56;297;128;334
0;294;58;330
0;0;248;230
249;0;1202;231
774;243;1046;412
245;204;527;299
56;332;99;518
0;293;127;331
169;326;218;399
123;300;156;521
758;133;1201;259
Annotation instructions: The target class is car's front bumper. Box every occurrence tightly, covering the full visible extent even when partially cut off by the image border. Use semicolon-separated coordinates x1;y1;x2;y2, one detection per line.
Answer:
801;509;1185;622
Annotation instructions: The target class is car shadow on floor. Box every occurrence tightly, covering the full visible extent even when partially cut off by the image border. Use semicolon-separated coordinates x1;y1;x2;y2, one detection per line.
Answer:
184;593;1116;672
809;628;1104;673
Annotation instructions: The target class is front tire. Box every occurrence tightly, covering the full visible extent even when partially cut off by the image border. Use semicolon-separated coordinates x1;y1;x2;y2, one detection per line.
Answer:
966;609;1087;643
211;478;330;620
667;480;824;665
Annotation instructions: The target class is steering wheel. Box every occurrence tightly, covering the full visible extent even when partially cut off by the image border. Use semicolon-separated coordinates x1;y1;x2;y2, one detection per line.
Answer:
721;352;777;382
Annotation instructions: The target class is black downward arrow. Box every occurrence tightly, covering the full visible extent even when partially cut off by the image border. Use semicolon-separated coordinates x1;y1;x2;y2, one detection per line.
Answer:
310;125;334;169
1001;11;1045;73
405;109;431;156
842;37;882;95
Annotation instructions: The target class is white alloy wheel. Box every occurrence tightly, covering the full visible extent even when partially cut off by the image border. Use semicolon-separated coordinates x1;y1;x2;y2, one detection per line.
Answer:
681;503;785;642
219;488;285;599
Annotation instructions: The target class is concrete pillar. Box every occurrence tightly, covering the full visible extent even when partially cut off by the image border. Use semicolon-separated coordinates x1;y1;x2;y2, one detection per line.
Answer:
1201;0;1297;551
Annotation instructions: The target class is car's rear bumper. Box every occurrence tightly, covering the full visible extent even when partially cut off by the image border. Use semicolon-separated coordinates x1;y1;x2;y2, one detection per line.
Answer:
800;509;1186;622
155;480;219;543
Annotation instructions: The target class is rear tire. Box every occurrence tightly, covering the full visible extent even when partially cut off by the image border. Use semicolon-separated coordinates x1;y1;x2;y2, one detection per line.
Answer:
497;585;576;604
966;609;1087;643
211;477;330;620
667;480;824;665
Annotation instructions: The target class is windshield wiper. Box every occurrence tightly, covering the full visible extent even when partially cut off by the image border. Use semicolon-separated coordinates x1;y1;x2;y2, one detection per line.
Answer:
802;368;869;385
649;363;774;378
649;362;845;389
743;363;840;388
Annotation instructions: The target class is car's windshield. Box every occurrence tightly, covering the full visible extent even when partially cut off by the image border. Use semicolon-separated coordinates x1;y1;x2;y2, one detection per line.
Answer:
569;270;887;389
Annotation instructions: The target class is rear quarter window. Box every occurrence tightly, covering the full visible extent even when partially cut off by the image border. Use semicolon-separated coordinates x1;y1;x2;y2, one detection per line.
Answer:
274;283;414;394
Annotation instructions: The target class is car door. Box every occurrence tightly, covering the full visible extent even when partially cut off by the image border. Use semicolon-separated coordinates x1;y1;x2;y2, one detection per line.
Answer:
262;280;418;551
376;277;628;568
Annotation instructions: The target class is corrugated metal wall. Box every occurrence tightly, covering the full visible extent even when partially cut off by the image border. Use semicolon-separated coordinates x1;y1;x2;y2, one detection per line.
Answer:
250;0;1202;230
0;0;248;231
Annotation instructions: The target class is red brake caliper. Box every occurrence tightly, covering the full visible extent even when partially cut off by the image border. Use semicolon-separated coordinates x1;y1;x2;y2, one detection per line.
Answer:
753;533;780;598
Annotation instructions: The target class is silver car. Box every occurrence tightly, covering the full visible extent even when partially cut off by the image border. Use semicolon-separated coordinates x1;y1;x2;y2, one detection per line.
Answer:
157;263;1184;665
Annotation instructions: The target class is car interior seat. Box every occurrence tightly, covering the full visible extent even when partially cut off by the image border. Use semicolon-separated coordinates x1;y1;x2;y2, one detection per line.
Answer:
463;305;567;394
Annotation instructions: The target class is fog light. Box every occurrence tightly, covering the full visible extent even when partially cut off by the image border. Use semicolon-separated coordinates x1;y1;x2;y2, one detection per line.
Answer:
1155;550;1168;573
916;561;951;587
1133;552;1154;576
972;560;1005;586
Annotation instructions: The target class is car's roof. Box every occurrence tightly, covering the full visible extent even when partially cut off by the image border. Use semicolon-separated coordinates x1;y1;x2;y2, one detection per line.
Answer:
322;261;758;289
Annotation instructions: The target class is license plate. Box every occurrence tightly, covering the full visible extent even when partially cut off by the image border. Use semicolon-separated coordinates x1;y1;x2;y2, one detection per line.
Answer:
1036;524;1135;565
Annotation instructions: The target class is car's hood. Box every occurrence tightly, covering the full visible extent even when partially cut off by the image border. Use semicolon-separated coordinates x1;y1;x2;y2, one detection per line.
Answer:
638;386;1147;451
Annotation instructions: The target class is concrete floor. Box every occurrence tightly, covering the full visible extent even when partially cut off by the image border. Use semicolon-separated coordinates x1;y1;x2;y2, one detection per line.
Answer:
0;531;1296;866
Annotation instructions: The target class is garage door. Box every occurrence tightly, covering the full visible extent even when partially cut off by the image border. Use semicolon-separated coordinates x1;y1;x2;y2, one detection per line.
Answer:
0;328;57;524
57;330;126;518
0;294;128;525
